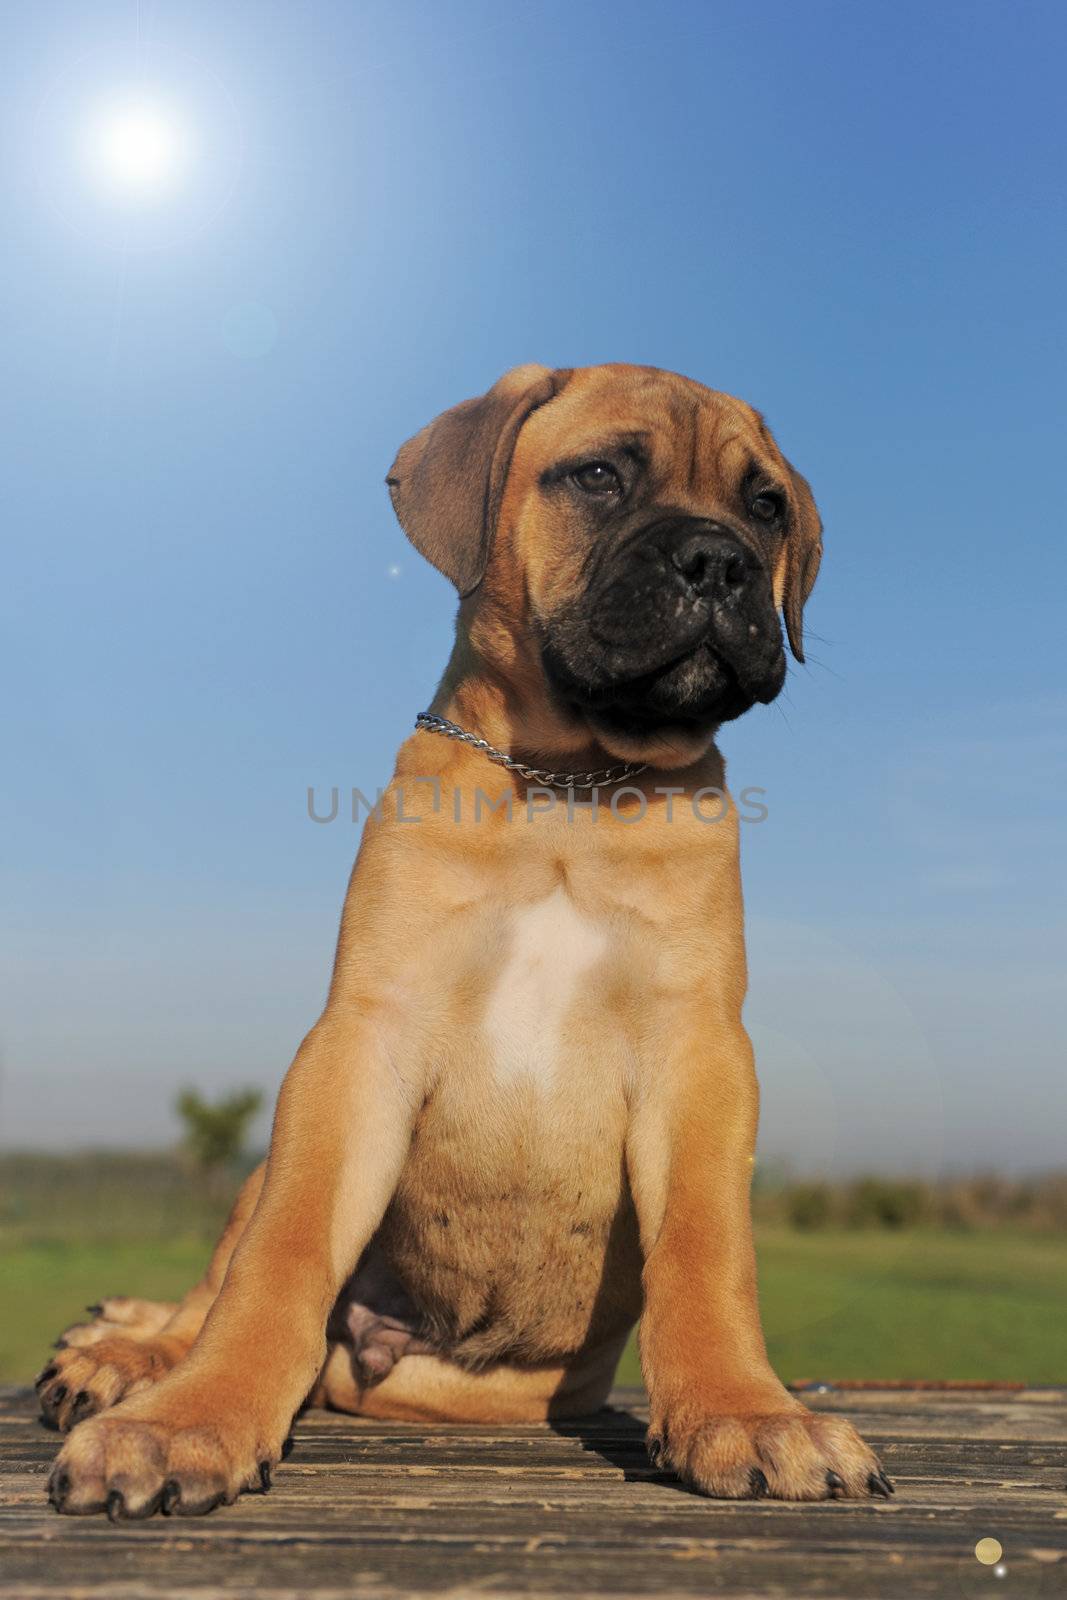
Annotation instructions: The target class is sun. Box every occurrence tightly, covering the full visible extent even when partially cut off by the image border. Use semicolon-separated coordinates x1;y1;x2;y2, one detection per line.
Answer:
86;93;190;198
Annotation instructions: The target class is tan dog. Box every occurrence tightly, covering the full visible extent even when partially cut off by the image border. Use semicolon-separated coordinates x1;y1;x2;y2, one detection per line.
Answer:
39;363;892;1518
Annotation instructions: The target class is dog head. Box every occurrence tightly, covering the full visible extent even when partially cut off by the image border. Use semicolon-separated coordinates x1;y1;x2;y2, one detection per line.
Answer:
388;363;822;768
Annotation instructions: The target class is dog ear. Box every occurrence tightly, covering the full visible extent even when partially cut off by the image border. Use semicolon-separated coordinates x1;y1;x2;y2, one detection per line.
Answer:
386;364;572;596
780;461;823;664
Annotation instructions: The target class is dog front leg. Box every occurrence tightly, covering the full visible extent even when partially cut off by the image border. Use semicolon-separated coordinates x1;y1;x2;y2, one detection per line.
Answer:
47;1012;420;1519
628;1022;892;1502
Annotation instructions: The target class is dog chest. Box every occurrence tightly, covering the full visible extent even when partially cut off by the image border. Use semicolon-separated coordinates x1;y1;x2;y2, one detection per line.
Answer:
481;886;611;1087
370;882;641;1360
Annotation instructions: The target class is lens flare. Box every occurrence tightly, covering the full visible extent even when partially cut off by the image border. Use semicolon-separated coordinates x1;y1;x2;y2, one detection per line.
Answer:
86;95;189;197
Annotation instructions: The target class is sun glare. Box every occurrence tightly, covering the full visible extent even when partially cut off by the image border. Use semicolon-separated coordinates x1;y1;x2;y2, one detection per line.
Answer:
86;95;189;198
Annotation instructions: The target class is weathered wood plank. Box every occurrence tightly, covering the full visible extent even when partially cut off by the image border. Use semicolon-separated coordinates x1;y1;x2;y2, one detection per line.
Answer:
1;1386;1063;1598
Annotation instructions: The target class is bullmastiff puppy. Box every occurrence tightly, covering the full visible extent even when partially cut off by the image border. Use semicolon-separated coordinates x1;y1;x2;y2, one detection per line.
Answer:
39;363;892;1517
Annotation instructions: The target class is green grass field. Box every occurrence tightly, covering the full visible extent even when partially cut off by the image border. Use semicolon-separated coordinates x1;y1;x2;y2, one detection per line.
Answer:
3;1227;1064;1388
618;1226;1067;1386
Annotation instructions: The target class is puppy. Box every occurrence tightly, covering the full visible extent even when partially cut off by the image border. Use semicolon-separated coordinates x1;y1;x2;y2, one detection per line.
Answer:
40;364;891;1517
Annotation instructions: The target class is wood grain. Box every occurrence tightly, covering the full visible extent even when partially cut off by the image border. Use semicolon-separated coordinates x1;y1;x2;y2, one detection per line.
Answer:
1;1386;1063;1598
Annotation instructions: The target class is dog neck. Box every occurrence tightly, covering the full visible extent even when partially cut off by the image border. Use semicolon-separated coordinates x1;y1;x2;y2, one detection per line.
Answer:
429;636;615;775
429;625;722;779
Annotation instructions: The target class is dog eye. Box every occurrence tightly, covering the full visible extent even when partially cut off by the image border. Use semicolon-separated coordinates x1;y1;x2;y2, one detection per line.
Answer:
571;461;622;495
750;491;784;522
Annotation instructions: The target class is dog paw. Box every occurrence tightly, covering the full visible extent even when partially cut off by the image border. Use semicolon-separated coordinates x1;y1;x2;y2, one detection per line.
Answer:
36;1337;181;1431
54;1296;178;1351
46;1406;275;1519
648;1406;893;1501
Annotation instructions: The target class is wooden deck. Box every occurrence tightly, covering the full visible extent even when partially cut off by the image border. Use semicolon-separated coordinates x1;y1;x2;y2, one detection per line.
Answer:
1;1385;1063;1598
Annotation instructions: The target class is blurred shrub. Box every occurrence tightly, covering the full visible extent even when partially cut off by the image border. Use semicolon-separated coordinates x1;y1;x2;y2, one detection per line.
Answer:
0;1151;258;1246
843;1178;929;1230
787;1182;835;1230
752;1167;1067;1232
175;1086;263;1185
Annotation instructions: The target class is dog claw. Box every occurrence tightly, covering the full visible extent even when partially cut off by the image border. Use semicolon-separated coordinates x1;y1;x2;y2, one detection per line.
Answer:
749;1467;769;1498
868;1470;893;1498
161;1479;182;1515
826;1469;845;1494
48;1469;70;1511
258;1460;272;1492
85;1304;103;1317
68;1390;94;1426
647;1434;666;1468
106;1490;126;1523
35;1365;59;1389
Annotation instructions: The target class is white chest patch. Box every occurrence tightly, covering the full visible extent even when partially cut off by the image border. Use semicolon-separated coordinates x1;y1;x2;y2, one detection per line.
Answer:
483;887;609;1087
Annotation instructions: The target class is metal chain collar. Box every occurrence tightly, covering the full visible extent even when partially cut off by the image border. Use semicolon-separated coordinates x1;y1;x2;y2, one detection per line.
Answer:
414;712;648;791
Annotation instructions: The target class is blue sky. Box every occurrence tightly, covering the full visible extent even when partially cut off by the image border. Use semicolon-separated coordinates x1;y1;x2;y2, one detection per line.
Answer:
1;0;1064;1170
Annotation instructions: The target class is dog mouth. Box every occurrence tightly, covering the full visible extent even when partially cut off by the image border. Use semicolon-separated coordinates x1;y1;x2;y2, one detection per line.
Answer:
539;534;788;744
543;631;783;739
573;640;729;717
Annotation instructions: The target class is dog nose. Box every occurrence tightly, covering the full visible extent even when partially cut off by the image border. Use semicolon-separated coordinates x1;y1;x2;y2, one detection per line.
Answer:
670;527;752;598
